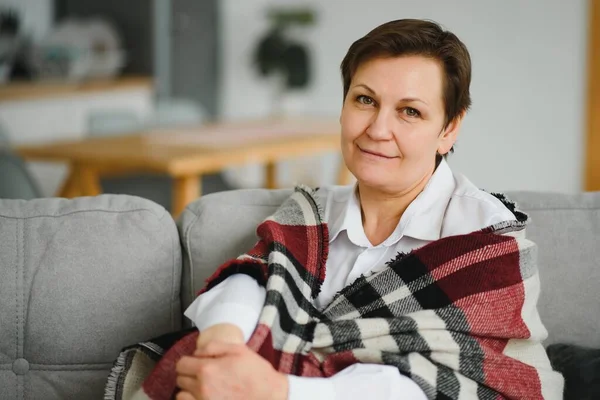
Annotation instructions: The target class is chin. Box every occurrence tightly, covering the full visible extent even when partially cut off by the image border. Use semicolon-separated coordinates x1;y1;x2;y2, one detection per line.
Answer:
353;170;391;189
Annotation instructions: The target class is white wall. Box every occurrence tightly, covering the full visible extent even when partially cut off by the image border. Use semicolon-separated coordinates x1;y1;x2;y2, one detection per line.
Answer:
0;0;54;41
219;0;588;192
2;0;588;192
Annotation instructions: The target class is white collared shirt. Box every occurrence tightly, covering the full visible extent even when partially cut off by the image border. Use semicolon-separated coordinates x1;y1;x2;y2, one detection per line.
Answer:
184;159;516;400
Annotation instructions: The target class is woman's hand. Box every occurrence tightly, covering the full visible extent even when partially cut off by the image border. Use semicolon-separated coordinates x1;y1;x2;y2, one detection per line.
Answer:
195;323;244;352
175;341;289;400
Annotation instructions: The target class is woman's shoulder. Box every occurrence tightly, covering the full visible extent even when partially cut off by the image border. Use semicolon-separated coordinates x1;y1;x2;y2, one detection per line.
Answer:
442;173;517;235
451;173;512;209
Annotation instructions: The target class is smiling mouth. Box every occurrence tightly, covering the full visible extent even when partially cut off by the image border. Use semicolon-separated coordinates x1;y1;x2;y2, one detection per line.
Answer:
357;145;397;159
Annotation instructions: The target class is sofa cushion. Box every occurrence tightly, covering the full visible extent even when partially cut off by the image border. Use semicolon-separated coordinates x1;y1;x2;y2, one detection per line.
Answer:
506;191;600;348
178;188;292;313
0;195;182;400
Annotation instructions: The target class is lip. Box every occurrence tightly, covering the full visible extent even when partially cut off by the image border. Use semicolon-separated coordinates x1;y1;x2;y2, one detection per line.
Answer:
357;145;396;159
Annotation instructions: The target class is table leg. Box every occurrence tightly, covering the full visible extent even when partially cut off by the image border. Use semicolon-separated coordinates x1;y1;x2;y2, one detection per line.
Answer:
77;166;102;197
172;175;201;217
337;160;353;185
56;168;81;198
265;161;277;189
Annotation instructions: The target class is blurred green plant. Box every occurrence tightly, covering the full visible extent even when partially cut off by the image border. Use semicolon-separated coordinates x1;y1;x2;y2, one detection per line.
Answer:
267;8;316;27
254;7;316;89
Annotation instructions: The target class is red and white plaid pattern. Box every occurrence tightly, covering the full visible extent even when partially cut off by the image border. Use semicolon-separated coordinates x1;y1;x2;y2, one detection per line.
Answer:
108;187;563;400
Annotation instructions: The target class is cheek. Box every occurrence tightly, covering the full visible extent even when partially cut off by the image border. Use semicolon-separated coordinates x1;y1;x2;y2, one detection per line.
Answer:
340;107;358;143
392;128;439;158
340;104;369;142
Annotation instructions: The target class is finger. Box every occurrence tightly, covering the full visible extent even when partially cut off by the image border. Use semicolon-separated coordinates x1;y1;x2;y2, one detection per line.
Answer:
176;391;196;400
195;340;244;358
176;375;197;392
176;356;206;377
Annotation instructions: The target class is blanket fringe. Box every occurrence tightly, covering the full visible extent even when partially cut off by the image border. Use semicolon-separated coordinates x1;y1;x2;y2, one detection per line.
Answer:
295;184;326;224
104;349;128;400
490;192;529;224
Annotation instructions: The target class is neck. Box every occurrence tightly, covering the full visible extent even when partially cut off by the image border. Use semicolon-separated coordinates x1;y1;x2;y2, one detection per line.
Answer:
357;165;435;245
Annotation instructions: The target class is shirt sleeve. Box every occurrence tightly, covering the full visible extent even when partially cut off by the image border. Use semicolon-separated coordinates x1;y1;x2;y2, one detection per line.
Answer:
288;363;427;400
183;274;266;342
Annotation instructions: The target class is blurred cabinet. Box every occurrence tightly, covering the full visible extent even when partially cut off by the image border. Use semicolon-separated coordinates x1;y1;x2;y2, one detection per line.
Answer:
171;0;219;117
55;0;154;76
55;0;219;118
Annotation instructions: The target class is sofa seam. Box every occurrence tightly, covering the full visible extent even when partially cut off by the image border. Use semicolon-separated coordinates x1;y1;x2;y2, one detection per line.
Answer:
169;213;176;331
183;207;199;218
14;220;18;371
14;220;18;365
21;218;25;361
155;211;180;331
27;364;113;370
164;212;179;331
21;219;26;400
184;208;202;309
186;203;284;213
17;218;23;399
0;207;163;220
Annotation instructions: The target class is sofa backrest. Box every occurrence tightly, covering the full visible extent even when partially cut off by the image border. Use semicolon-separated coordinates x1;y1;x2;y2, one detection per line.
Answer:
0;195;182;400
181;188;600;349
179;188;292;314
506;191;600;348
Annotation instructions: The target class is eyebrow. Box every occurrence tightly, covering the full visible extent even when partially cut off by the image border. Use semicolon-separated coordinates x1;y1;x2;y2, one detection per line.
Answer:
352;83;429;106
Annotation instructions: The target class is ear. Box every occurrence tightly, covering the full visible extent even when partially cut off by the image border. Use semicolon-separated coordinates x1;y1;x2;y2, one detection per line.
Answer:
437;112;464;155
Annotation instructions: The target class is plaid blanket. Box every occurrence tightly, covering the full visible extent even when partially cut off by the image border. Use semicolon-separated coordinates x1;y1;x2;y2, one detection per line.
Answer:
105;186;563;399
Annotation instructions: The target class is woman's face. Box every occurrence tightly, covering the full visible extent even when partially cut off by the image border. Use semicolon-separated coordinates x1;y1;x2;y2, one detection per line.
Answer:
340;55;461;194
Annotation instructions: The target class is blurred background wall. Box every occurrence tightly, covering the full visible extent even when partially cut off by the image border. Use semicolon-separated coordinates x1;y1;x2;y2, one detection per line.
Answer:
218;0;587;192
0;0;590;194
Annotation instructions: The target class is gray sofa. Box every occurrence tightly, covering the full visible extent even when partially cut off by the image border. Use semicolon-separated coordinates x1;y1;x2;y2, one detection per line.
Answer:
1;189;598;399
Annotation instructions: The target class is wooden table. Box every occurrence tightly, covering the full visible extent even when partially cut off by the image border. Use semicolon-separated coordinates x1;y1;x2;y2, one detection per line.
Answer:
0;76;152;103
16;118;352;216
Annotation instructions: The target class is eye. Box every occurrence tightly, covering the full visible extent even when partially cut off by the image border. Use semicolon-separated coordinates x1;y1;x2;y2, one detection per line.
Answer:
402;107;421;118
356;95;375;106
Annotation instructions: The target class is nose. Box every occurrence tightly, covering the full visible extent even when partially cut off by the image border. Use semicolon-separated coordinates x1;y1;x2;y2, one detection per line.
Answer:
366;108;394;141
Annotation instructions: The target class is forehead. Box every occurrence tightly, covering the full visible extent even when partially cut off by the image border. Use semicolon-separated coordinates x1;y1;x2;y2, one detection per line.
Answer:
352;56;444;105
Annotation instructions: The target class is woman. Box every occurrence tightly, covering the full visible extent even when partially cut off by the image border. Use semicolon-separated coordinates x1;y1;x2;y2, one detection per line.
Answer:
173;19;563;400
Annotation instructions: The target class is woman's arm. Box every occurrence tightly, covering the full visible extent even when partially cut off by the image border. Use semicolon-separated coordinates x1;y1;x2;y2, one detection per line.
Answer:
177;343;427;400
184;274;266;341
184;277;427;400
288;363;427;400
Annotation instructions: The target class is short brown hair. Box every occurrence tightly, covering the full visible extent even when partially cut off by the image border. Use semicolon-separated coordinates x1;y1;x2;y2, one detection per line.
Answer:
341;19;472;128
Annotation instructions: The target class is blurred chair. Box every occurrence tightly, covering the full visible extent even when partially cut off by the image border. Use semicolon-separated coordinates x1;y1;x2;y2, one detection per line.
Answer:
151;98;206;128
86;103;232;211
0;122;10;146
150;98;234;195
86;108;173;208
0;122;43;199
0;149;43;200
87;110;145;137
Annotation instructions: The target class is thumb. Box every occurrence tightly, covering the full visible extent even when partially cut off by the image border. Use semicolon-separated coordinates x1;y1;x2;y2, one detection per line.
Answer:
194;340;244;358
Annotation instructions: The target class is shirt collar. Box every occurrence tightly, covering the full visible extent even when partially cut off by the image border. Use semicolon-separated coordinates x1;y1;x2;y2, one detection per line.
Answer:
399;158;455;241
328;159;456;246
328;185;359;244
